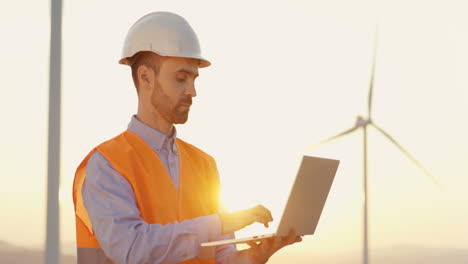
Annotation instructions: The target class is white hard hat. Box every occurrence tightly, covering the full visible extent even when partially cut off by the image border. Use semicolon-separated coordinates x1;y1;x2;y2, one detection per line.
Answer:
119;12;210;68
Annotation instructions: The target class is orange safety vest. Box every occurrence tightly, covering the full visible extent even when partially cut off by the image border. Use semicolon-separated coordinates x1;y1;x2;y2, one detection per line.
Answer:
73;130;220;264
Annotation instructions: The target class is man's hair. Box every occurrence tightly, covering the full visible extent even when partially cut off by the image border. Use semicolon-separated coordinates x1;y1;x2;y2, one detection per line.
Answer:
129;51;164;92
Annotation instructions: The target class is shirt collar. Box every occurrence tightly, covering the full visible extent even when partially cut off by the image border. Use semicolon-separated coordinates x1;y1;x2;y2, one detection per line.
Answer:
127;115;177;153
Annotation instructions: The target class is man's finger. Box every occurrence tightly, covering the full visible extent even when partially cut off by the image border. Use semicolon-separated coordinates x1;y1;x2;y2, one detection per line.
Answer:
272;236;283;251
251;213;272;227
286;229;299;245
253;206;272;220
258;205;273;222
247;241;259;248
260;237;274;252
253;205;274;222
252;216;269;227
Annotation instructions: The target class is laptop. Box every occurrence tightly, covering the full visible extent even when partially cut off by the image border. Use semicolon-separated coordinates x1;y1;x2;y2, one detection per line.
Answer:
201;155;340;247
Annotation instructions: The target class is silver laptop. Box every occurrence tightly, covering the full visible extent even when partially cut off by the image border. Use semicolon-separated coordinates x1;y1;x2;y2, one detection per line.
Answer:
201;155;340;247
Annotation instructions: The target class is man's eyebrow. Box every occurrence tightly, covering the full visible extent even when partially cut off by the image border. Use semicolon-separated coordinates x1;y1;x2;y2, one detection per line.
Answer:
176;68;199;77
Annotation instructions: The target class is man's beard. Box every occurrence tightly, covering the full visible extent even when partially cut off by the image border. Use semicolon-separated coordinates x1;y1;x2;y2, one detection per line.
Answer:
150;81;192;124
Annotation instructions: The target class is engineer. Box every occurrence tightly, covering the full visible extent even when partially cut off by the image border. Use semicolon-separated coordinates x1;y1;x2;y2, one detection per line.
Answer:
73;11;301;264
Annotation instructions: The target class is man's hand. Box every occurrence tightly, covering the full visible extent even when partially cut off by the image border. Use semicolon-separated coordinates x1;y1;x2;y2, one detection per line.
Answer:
247;229;302;264
218;205;273;234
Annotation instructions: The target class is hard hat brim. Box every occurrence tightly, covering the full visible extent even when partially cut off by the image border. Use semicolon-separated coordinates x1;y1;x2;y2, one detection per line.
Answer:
119;51;211;68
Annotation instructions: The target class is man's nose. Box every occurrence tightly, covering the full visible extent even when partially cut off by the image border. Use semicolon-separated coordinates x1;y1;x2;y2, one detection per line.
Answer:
185;81;197;97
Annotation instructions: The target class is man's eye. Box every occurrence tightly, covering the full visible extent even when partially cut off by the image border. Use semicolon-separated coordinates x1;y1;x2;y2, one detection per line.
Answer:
176;73;187;82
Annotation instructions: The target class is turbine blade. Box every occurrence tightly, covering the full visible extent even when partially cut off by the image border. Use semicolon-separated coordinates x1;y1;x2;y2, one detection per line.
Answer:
303;126;360;151
368;24;379;119
371;123;442;189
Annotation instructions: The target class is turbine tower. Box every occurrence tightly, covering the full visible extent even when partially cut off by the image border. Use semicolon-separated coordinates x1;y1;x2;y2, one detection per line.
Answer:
45;0;62;263
307;27;441;264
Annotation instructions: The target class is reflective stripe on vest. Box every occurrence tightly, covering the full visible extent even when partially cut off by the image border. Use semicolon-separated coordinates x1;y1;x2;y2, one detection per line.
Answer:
73;130;219;264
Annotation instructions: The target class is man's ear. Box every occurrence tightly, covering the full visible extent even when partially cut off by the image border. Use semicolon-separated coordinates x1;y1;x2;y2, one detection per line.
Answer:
137;65;154;91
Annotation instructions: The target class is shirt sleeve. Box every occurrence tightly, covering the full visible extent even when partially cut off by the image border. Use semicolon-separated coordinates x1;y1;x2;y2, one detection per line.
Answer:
213;196;253;264
82;151;223;264
215;235;252;264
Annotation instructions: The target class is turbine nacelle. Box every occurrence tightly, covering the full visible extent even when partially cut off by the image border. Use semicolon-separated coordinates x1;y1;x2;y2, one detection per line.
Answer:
355;116;371;128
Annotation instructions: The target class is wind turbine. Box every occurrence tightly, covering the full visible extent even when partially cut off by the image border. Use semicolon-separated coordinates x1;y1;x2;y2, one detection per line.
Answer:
45;0;62;264
306;27;441;264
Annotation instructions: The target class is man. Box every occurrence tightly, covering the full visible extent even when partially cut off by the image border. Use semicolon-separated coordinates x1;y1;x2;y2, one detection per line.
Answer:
73;11;301;264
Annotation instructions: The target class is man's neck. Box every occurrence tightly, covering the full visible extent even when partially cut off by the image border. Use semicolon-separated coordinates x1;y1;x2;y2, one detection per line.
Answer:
135;111;174;137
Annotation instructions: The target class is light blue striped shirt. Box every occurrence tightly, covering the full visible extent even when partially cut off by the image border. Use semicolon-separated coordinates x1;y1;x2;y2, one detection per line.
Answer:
82;116;251;264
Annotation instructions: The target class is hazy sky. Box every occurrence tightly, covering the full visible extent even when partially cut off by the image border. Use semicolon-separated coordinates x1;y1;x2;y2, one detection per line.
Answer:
1;0;467;257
